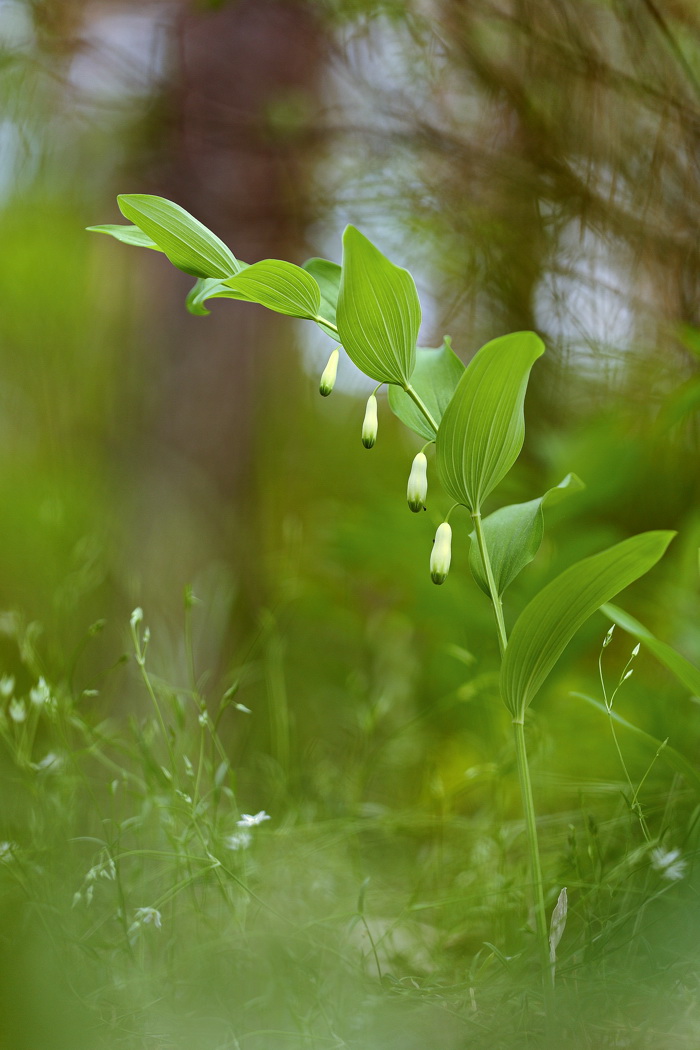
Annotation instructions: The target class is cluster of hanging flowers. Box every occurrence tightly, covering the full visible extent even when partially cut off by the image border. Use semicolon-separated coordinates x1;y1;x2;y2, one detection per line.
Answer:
318;350;454;586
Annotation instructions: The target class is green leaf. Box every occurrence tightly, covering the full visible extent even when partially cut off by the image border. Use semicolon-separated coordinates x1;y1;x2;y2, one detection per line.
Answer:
185;277;230;317
303;257;341;338
436;332;544;512
469;473;585;596
501;531;675;719
388;337;465;440
222;260;321;318
86;224;162;250
336;225;420;385
117;194;240;279
185;261;320;319
602;602;700;697
574;692;700;795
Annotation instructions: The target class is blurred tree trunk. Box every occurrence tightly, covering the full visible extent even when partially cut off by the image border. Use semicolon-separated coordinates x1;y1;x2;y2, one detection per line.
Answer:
141;0;327;499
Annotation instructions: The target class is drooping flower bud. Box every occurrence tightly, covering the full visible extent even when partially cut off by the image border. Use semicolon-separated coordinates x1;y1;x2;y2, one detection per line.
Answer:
361;394;378;448
319;348;340;397
407;452;428;512
430;522;452;585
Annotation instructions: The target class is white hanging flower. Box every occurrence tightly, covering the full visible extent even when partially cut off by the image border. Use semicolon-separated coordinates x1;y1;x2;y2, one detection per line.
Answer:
361;394;378;448
430;522;452;585
406;452;428;513
319;348;340;396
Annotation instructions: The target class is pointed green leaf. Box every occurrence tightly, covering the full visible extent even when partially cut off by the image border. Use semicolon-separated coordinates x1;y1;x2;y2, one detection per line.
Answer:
602;602;700;697
185;261;320;319
388;337;465;440
86;224;162;250
501;531;675;718
336;225;420;385
117;194;240;279
303;257;341;338
470;473;584;596
220;260;321;319
436;332;544;512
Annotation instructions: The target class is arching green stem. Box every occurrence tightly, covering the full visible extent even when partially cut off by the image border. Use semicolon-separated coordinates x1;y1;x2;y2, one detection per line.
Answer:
470;510;508;656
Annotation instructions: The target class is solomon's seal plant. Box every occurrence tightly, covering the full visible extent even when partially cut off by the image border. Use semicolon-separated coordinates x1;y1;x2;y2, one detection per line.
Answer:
90;194;675;1016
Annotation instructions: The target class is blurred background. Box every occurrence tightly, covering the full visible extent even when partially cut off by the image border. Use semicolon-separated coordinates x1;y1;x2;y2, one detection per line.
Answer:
1;1;700;1047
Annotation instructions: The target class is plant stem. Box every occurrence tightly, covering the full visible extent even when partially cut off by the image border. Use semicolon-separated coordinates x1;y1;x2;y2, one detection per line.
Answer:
314;316;338;333
471;511;508;655
471;509;553;1015
512;718;555;1016
404;383;439;433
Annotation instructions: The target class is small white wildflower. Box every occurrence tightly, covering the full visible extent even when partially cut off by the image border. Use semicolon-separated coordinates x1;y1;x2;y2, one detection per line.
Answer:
430;522;452;585
198;710;209;728
407;452;428;513
225;830;253;851
319;347;340;397
136;906;162;928
622;668;634;682
72;891;82;908
0;675;14;699
183;755;194;777
651;847;687;882
631;643;641;657
130;607;143;629
361;394;378;449
30;677;51;706
236;811;271;827
99;858;116;881
9;698;26;723
32;751;62;773
0;841;17;862
603;625;615;648
128;907;162;941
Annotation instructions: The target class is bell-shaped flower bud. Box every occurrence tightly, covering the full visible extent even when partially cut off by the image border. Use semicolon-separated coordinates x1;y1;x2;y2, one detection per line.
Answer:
361;394;378;448
319;348;340;397
407;452;428;512
430;522;452;585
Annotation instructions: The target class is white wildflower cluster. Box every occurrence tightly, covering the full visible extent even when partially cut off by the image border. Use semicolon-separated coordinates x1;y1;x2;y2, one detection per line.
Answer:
650;846;687;882
225;811;271;852
128;906;162;943
2;675;57;727
73;851;117;907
